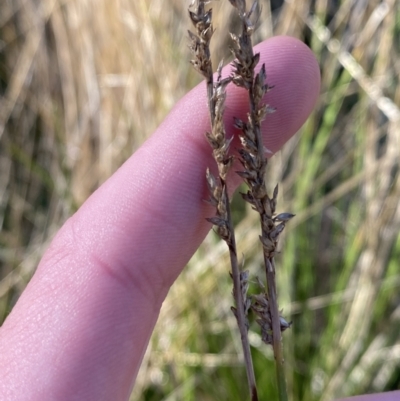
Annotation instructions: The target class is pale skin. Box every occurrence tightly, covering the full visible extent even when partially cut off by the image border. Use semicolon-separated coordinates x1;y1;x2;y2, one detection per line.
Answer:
0;36;397;401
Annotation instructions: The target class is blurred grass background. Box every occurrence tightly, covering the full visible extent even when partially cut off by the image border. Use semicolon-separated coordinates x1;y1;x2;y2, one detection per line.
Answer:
1;0;400;400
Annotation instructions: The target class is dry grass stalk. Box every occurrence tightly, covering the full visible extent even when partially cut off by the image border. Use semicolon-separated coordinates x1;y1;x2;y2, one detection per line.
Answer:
188;1;258;400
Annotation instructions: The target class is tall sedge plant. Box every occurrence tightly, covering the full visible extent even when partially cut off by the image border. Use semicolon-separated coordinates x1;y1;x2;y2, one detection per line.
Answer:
189;1;293;400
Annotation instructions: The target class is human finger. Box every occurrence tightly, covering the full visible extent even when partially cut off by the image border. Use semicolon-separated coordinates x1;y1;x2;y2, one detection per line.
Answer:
0;36;320;401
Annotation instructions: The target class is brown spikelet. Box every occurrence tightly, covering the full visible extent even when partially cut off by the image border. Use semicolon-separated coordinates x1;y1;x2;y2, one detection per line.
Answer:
188;2;258;400
189;1;293;400
228;0;292;400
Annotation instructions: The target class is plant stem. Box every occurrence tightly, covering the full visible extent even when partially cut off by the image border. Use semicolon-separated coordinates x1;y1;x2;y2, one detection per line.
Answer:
224;184;259;401
188;2;259;399
264;258;288;401
228;0;290;397
249;78;289;401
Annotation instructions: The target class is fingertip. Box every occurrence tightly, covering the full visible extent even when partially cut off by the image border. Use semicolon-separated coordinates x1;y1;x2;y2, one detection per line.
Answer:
225;35;321;153
259;36;321;150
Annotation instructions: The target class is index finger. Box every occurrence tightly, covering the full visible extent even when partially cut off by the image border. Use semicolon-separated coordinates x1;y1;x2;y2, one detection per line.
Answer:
0;36;320;401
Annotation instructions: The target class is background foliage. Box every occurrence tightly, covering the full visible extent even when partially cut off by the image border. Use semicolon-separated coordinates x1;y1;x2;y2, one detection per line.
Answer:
1;0;400;400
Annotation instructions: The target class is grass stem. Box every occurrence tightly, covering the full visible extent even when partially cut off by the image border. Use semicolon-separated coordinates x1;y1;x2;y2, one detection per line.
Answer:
189;1;258;399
